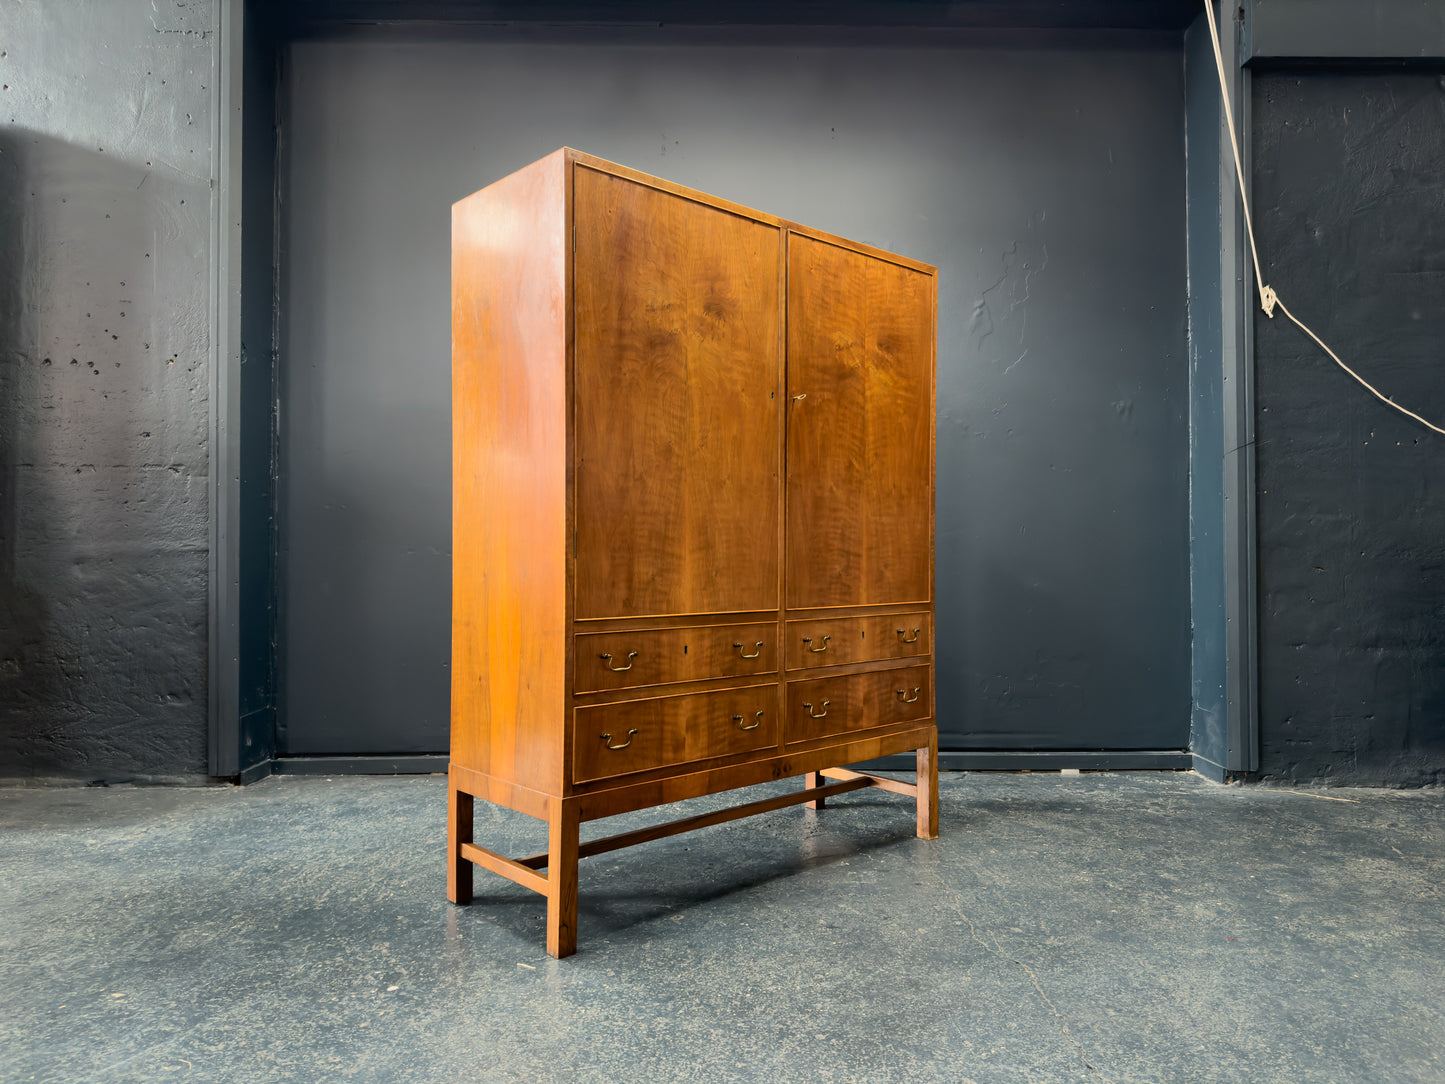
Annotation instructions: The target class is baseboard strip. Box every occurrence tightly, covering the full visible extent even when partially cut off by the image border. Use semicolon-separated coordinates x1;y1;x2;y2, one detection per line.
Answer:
272;754;450;776
856;750;1192;772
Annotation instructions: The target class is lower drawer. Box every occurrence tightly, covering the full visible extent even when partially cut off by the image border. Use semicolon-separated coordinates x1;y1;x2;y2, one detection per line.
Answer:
573;684;779;783
785;665;931;745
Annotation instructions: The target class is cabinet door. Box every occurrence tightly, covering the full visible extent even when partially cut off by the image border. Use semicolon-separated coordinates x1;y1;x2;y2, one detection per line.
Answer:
786;235;933;609
574;168;781;618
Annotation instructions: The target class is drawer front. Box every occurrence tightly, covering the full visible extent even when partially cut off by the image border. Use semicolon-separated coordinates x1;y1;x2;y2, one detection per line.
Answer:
574;685;779;783
785;665;931;744
785;612;931;670
575;623;777;693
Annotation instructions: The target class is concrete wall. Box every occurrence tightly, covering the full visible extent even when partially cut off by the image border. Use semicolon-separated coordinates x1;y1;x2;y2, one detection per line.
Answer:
1251;68;1445;786
0;0;214;781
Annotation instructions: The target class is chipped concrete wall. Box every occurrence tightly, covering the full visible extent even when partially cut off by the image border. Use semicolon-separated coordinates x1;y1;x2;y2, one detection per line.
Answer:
0;0;214;781
1251;69;1445;786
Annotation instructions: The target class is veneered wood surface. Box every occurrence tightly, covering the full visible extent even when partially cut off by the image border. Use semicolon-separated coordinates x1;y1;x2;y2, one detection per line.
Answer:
573;166;782;618
451;150;568;795
521;776;874;869
450;150;939;957
574;622;777;693
447;775;473;903
573;684;780;783
784;611;931;670
448;762;551;821
819;767;920;798
916;732;939;839
786;235;934;609
546;799;580;958
574;722;936;821
459;840;550;895
785;664;932;744
803;768;827;809
565;151;935;276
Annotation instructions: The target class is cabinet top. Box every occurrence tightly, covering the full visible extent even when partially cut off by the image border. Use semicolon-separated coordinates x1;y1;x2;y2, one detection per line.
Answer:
464;146;937;279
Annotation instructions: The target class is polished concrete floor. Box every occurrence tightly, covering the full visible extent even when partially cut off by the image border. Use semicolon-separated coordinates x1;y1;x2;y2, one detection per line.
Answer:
2;770;1442;1084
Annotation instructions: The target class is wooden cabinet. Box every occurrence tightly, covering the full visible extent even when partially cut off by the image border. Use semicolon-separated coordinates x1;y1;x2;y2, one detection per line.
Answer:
449;149;937;958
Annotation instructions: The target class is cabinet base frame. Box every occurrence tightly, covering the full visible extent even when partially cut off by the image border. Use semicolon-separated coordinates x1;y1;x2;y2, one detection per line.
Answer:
447;724;939;958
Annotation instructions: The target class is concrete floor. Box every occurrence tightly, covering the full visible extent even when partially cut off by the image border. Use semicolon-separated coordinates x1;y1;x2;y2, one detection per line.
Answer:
2;771;1442;1084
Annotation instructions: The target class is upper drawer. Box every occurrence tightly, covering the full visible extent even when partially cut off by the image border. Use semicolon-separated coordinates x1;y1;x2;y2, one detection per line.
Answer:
573;684;779;783
786;665;931;745
785;612;930;670
575;622;777;693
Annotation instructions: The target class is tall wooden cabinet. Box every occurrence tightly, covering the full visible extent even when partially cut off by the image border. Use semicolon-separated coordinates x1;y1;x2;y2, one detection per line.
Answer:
450;149;937;958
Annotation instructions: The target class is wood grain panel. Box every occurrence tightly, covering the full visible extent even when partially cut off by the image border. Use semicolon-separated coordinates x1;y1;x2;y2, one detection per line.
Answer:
785;665;932;744
786;236;934;609
574;167;781;618
451;150;568;795
574;622;776;693
784;611;931;670
573;684;779;783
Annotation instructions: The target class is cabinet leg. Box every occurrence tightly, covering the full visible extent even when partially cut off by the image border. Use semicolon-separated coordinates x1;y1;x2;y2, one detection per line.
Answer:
916;735;939;840
447;776;474;904
803;769;827;810
546;798;580;959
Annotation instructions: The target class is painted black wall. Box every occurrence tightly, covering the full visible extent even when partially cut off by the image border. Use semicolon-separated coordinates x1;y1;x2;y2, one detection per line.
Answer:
1251;68;1445;785
273;26;1192;758
0;1;215;782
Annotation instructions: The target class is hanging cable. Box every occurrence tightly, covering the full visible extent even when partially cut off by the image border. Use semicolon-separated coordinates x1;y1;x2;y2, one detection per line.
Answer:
1203;0;1444;437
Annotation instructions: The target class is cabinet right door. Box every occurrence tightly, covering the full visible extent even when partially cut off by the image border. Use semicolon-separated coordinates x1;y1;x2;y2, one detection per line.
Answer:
786;235;933;610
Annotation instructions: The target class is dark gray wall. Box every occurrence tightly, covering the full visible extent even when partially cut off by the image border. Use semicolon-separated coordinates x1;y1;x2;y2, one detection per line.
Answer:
0;0;215;782
1245;0;1445;60
276;27;1192;756
1251;68;1445;786
235;2;281;772
1184;13;1230;773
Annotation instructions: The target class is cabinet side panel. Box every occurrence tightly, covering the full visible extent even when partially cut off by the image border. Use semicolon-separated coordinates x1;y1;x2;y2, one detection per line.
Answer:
452;152;567;795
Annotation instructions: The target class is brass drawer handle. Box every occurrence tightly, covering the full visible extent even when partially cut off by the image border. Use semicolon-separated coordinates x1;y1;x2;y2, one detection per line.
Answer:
734;641;764;660
732;710;764;731
601;728;638;751
897;627;921;644
600;651;638;672
897;687;921;704
803;700;830;719
802;635;830;654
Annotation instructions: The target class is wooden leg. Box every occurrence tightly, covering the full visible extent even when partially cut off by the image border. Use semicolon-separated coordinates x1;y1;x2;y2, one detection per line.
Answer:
448;774;474;904
546;798;580;959
916;734;939;840
803;769;827;810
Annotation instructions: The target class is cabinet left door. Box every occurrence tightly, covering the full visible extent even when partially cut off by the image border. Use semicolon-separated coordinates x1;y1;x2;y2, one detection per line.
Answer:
573;166;783;619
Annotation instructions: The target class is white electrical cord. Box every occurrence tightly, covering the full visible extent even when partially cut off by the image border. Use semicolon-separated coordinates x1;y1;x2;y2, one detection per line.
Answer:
1203;0;1444;437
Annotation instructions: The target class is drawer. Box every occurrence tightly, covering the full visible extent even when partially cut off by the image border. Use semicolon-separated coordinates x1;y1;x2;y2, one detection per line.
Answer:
785;665;931;744
573;684;779;783
575;622;777;693
785;612;930;670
